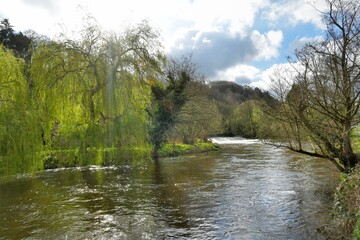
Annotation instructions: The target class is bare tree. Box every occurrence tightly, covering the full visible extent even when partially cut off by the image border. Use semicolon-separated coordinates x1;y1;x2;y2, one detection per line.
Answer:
269;0;360;172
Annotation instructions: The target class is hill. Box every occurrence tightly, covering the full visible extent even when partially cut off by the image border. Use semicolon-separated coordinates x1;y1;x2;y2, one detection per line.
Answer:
208;81;275;114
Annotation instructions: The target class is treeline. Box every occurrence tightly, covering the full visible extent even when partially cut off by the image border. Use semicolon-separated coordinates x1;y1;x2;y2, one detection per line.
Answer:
0;18;225;175
208;81;278;138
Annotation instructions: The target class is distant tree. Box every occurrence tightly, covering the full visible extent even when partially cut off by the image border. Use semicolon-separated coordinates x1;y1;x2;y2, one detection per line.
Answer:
0;18;31;60
167;81;223;144
208;81;276;136
149;55;198;153
268;0;360;173
0;19;14;45
228;100;257;138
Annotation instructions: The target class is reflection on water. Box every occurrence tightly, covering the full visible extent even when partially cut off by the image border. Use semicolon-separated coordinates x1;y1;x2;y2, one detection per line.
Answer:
0;138;339;239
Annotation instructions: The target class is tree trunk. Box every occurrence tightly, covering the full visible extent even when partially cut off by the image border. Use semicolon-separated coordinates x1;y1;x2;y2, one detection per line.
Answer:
342;121;358;173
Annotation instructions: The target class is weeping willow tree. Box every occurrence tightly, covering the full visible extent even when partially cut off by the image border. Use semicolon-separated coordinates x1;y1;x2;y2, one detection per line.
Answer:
29;20;164;166
0;46;43;175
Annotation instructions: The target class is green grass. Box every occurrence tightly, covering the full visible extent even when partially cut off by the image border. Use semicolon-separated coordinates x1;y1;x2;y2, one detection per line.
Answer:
43;147;116;169
42;146;152;169
352;126;360;239
352;126;360;154
314;127;360;238
158;142;220;157
42;142;219;169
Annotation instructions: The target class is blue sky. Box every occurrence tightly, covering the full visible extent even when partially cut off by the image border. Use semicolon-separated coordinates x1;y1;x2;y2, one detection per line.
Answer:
0;0;328;89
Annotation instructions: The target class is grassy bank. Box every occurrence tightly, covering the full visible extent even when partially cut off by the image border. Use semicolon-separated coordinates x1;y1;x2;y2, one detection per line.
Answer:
332;127;360;239
333;166;360;239
42;142;220;169
43;146;152;169
158;142;220;157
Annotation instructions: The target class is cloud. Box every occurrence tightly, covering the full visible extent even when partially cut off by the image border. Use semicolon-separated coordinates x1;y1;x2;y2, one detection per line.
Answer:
170;30;259;77
250;62;305;90
170;28;283;79
288;35;323;53
263;0;326;29
214;64;262;84
211;62;304;91
21;0;58;13
251;30;283;60
178;0;269;36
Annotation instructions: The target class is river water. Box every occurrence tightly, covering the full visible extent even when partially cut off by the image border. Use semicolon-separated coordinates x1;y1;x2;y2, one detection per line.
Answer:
0;138;339;239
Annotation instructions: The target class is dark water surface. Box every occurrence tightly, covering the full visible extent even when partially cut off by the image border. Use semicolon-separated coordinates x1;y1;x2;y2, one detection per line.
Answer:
0;138;339;239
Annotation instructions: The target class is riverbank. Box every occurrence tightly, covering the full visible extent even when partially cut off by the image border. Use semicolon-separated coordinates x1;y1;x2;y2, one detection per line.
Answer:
43;142;220;169
157;142;220;157
331;127;360;239
331;165;360;239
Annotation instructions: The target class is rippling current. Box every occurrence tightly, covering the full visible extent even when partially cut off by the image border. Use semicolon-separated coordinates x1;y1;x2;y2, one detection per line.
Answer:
0;138;339;239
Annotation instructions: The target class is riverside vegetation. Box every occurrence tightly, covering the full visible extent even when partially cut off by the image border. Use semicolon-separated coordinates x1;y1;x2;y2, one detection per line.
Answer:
0;17;274;175
0;18;226;175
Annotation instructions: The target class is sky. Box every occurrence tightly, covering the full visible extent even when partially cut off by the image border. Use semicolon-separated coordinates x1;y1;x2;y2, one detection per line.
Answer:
0;0;328;90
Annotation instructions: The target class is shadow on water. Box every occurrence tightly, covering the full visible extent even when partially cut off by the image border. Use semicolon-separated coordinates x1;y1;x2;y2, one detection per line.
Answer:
0;138;339;239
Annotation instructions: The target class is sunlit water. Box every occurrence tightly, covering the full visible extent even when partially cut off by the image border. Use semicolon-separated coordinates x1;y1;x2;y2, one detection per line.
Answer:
0;137;339;239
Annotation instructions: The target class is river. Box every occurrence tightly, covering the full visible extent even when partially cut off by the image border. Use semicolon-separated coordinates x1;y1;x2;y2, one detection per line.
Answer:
0;137;339;239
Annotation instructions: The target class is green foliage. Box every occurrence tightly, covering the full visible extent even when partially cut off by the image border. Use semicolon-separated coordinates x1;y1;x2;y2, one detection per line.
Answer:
333;165;360;237
228;101;256;138
353;217;360;239
0;20;164;176
168;91;223;144
43;147;120;169
0;46;43;175
158;143;194;157
314;126;360;238
226;100;280;139
0;18;31;59
28;21;162;168
352;127;360;154
194;142;220;151
158;142;219;157
149;57;193;151
209;81;276;119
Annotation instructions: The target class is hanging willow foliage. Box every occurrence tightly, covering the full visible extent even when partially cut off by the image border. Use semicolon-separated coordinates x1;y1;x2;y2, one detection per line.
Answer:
0;20;164;175
0;46;43;175
28;21;164;167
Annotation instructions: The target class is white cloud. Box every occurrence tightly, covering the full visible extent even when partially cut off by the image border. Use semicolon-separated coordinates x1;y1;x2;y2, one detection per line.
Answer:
250;62;303;90
0;0;269;45
0;0;59;34
180;0;269;36
212;62;304;91
251;30;283;60
22;0;58;13
264;0;327;29
214;64;262;83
